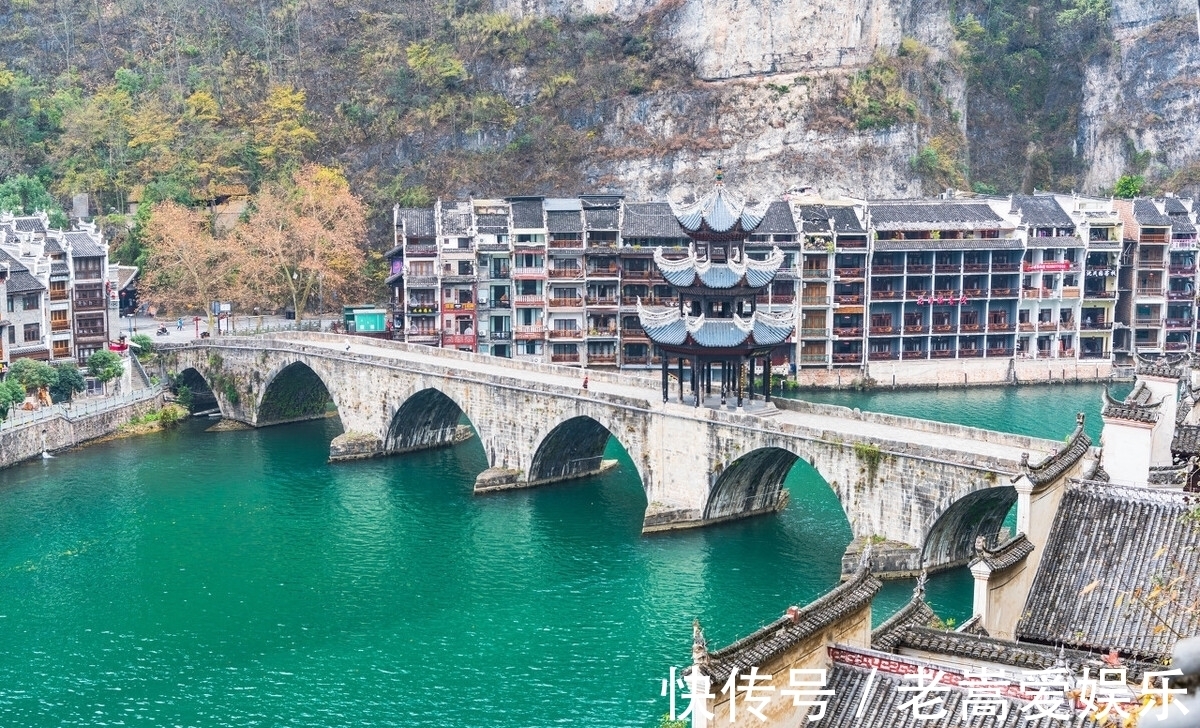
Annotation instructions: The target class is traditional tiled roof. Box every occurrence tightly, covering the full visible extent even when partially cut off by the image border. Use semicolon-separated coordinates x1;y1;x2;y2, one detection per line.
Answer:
701;565;881;686
889;627;1160;683
671;185;766;234
817;657;1098;728
795;204;866;234
1163;197;1191;216
50;261;69;276
621;203;686;238
1134;199;1174;228
64;230;104;257
397;208;436;237
584;207;619;230
869;202;1005;231
969;533;1034;572
1172;424;1200;455
1101;383;1160;423
5;270;44;293
874;237;1023;251
756;201;797;234
12;216;46;234
658;262;778;289
1162;197;1198;235
43;238;64;254
547;209;584;234
1018;413;1092;489
509;199;545;229
639;311;794;349
1011;195;1075;228
1136;353;1186;379
871;590;937;652
440;202;471;235
114;264;137;290
475;213;509;233
1016;481;1200;661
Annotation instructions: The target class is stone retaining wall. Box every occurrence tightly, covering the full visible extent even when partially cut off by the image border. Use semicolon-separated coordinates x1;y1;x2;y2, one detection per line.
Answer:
795;358;1115;389
0;392;165;469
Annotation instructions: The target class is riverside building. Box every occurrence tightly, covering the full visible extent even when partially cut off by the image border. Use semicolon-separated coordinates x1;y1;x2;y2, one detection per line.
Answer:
388;191;1196;387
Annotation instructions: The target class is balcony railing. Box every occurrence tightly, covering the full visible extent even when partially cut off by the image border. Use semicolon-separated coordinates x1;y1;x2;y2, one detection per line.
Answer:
490;331;513;341
551;353;582;363
1079;350;1109;360
959;323;983;332
987;347;1015;357
932;324;957;334
587;353;617;364
49;290;68;302
959;348;983;358
834;327;863;337
514;295;544;306
991;263;1021;272
621;269;654;280
585;296;619;306
549;238;584;248
905;290;931;299
871;290;902;300
1166;319;1194;329
869;325;898;335
871;265;904;275
75;325;107;338
1085;290;1116;298
802;268;830;279
405;244;438;256
73;297;106;310
621;328;648;338
549;297;583;308
1037;322;1059;332
1138;258;1166;268
834;294;863;304
50;320;70;332
990;288;1018;297
514;325;545;339
963;263;989;273
832;353;863;363
587;328;619;337
931;349;955;359
1134;318;1161;327
903;325;929;334
756;294;796;304
548;268;583;279
800;354;829;364
1170;265;1197;275
1136;288;1166;298
835;267;865;278
1166;341;1190;351
1080;321;1112;330
1167;290;1194;300
906;264;933;274
800;327;827;337
901;349;927;360
443;333;477;346
988;322;1014;331
869;350;899;360
623;355;650;365
587;267;620;277
513;267;547;278
801;296;830;306
548;328;583;339
487;269;511;279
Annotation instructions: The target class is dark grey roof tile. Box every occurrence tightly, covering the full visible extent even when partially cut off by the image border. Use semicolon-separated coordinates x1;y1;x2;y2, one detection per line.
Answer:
621;203;685;238
1011;195;1075;228
510;199;545;229
869;202;1005;231
397;208;436;237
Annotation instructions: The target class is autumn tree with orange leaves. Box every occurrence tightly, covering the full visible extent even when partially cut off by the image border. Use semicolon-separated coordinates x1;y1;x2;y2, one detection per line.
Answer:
140;200;234;332
235;165;368;321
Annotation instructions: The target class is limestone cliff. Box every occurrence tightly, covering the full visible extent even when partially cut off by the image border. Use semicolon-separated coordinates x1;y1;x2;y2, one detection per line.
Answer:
1080;0;1200;192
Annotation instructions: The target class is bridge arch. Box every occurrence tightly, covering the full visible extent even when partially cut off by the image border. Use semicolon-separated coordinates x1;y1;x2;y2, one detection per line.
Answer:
704;446;848;524
174;366;218;412
528;415;648;492
255;360;342;427
386;387;482;455
920;485;1017;571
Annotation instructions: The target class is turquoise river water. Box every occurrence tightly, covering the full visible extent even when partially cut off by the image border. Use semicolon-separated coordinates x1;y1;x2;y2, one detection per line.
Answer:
0;382;1123;727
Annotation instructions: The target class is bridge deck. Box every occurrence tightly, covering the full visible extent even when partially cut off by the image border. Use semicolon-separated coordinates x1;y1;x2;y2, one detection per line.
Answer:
294;336;1057;472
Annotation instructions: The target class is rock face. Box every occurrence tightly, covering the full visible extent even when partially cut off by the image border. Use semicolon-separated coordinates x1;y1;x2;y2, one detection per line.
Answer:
497;0;954;81
1080;0;1200;190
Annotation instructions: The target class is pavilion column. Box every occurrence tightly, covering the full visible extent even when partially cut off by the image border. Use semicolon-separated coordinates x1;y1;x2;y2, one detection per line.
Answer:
748;356;756;402
661;352;669;403
763;357;771;402
736;360;744;408
706;362;713;396
692;358;700;407
678;356;685;403
720;361;728;406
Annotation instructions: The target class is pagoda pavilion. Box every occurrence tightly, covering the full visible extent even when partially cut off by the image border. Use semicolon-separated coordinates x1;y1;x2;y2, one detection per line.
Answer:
639;179;795;407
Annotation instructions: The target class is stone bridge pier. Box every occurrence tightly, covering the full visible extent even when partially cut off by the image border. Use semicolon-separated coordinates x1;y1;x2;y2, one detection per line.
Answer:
161;336;1084;578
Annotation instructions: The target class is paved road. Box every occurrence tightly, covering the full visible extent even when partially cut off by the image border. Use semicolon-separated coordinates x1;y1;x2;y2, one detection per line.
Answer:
277;334;1058;469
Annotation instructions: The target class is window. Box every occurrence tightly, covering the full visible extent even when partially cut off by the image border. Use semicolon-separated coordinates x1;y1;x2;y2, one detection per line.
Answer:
23;293;39;310
6;296;12;313
458;260;473;276
23;323;40;342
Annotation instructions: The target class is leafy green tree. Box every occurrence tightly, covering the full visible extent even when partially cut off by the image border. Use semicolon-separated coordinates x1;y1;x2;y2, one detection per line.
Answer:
130;333;154;359
1113;174;1144;199
7;358;57;391
0;379;26;419
86;349;123;392
49;362;85;402
0;174;68;227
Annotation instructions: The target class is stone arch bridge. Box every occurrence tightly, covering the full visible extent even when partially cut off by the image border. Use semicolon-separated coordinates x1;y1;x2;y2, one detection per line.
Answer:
159;332;1091;575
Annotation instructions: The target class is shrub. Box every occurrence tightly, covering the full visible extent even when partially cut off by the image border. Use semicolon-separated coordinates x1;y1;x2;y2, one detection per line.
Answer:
50;363;85;402
0;379;26;419
130;333;154;359
87;350;124;390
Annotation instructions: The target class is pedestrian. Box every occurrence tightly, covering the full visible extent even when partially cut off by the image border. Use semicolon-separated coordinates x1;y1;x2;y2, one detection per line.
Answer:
177;317;183;331
582;375;589;390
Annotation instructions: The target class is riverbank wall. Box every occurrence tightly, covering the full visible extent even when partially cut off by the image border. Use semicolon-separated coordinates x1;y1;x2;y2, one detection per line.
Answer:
0;389;165;469
793;358;1118;390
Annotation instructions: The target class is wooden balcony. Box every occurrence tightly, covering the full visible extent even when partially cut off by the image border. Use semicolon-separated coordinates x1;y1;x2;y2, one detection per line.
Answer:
932;324;957;334
587;267;620;277
987;347;1015;357
443;333;477;347
802;268;830;279
905;290;931;299
548;268;583;279
990;288;1018;297
621;328;648;339
832;353;863;363
405;244;438;256
623;355;650;365
1166;341;1189;351
903;325;929;334
549;297;584;308
548;328;583;339
621;269;654;280
51;319;70;332
871;290;902;300
991;263;1021;272
551;353;582;363
959;348;983;358
587;328;619;337
514;295;544;307
1169;265;1196;275
587;353;617;364
901;349;927;360
514;325;544;340
834;294;863;304
756;294;796;304
988;322;1014;332
585;296;619;306
512;267;547;278
931;349;955;359
833;327;863;337
49;290;68;302
871;265;904;275
1085;290;1117;299
801;296;830;306
1037;322;1059;332
549;238;584;248
73;297;106;311
1080;321;1112;330
1166;319;1194;329
869;325;898;335
835;267;865;278
1168;291;1194;300
868;350;899;361
906;264;933;274
1137;258;1166;269
959;323;983;332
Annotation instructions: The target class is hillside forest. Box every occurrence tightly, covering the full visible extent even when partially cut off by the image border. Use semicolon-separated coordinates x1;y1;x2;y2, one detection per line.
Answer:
0;0;1174;311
